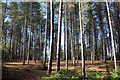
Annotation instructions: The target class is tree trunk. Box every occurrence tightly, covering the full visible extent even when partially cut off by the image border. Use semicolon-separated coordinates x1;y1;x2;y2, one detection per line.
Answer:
115;2;120;60
101;23;106;63
75;10;79;64
79;1;85;76
34;24;37;63
70;12;75;67
63;3;66;60
93;23;97;60
47;0;54;74
27;28;31;64
56;0;62;72
43;2;48;67
18;29;21;61
22;17;27;65
64;2;68;68
106;0;117;70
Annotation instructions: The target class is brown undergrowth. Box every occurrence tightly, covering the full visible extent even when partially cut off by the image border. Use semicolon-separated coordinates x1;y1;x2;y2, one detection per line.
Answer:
2;60;119;80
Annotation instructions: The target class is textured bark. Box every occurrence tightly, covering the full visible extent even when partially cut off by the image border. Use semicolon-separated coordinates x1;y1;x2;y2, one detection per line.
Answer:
27;28;31;64
115;2;120;60
18;29;22;61
56;0;62;73
75;24;79;64
106;0;117;70
34;21;37;63
8;25;13;61
64;2;68;68
43;2;48;67
22;17;27;65
47;0;54;74
64;3;66;60
79;1;85;76
94;24;97;60
70;12;75;67
101;18;106;62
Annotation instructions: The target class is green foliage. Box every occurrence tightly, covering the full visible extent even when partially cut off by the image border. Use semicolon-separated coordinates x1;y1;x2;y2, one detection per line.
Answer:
74;67;82;77
43;67;120;80
112;68;120;78
43;68;109;80
42;68;79;80
106;60;112;63
86;70;97;78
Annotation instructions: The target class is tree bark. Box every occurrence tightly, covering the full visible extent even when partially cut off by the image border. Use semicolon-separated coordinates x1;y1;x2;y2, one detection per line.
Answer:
43;2;48;67
70;12;75;67
79;1;85;76
64;2;68;68
22;17;27;65
27;27;31;64
106;0;117;70
47;0;54;74
56;0;62;72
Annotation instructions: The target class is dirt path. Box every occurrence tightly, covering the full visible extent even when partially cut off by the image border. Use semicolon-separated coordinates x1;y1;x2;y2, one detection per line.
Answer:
2;60;48;80
2;60;118;80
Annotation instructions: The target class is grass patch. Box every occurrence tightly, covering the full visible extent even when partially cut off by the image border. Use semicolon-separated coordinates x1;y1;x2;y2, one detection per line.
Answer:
106;60;113;63
42;66;120;80
112;67;120;78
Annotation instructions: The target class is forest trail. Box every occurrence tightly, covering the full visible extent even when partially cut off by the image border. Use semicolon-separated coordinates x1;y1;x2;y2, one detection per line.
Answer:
2;60;118;80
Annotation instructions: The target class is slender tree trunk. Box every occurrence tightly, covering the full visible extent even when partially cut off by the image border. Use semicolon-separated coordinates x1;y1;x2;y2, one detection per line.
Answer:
56;0;62;72
106;0;117;70
18;30;21;61
27;27;31;64
10;25;14;61
76;33;79;63
89;8;94;63
70;12;75;67
63;3;66;60
64;2;68;68
101;23;106;62
74;3;79;62
34;25;37;63
115;2;120;60
3;37;6;59
16;36;19;59
43;2;48;67
22;17;27;65
92;27;95;62
37;24;41;60
47;0;54;74
8;29;12;60
94;23;97;60
79;1;85;76
18;27;21;61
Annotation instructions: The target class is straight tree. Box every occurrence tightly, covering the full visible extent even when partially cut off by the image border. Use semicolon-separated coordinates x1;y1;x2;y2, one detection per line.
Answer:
79;0;85;76
64;2;68;68
47;0;54;74
56;0;62;72
106;0;117;70
43;2;48;68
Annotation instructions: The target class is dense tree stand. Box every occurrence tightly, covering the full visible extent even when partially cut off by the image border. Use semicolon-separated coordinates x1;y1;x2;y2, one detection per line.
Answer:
1;1;120;80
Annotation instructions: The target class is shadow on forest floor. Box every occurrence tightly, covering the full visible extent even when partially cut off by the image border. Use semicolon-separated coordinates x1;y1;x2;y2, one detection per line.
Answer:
2;60;120;80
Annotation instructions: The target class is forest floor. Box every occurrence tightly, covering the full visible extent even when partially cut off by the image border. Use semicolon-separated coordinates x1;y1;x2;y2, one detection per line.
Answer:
2;60;120;80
